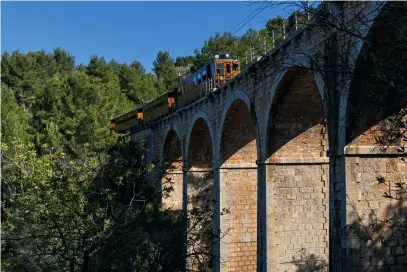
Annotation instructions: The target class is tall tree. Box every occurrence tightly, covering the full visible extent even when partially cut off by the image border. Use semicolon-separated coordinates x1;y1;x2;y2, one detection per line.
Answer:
54;47;75;72
152;51;179;91
265;15;286;46
0;84;32;149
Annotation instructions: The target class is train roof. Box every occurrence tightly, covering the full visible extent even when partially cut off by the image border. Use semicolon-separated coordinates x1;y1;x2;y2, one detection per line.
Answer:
113;108;139;123
143;92;169;107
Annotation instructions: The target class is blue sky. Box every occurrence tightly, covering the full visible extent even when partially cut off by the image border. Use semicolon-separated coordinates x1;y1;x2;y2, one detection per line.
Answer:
2;1;290;72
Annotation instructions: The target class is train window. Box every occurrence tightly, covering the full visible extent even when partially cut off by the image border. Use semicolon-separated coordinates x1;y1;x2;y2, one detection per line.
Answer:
233;63;239;71
206;64;212;79
226;64;231;74
216;63;224;75
202;70;207;81
197;74;202;84
193;77;197;86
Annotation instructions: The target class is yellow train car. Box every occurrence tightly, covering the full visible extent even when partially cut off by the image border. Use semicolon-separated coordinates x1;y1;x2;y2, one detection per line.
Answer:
143;90;177;122
110;108;143;133
177;55;240;107
110;54;240;133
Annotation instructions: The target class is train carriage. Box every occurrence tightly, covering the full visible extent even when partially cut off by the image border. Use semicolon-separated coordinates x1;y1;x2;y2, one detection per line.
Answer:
110;108;143;133
143;90;177;122
177;54;240;107
110;53;240;133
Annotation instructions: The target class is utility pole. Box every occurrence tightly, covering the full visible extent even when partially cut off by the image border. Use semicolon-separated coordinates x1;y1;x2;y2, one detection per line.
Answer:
258;37;261;55
283;23;286;40
263;36;267;54
295;11;298;30
272;30;275;48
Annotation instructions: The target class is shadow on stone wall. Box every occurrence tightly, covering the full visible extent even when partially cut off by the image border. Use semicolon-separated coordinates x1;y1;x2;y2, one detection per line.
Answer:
187;171;215;271
346;2;407;148
288;180;407;271
345;181;407;272
346;177;407;271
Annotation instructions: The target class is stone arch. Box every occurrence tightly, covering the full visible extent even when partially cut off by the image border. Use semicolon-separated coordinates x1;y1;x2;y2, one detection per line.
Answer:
340;2;407;271
344;2;407;148
262;55;327;159
185;111;215;163
216;90;259;165
185;113;215;270
161;127;183;211
161;125;183;158
218;91;259;271
338;1;396;148
265;67;329;271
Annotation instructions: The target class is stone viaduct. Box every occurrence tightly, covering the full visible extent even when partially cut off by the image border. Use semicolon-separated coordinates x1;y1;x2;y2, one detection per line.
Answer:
130;2;407;272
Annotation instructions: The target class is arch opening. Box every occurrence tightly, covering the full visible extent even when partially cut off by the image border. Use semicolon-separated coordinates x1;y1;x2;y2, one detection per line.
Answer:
162;129;183;211
220;99;258;271
346;3;407;148
187;118;214;271
266;68;329;271
344;3;407;270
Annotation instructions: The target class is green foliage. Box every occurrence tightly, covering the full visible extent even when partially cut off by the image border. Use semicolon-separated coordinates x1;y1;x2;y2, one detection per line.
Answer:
1;140;188;271
1;136;218;271
0;48;217;270
202;32;239;56
0;49;165;159
119;62;160;104
2;141;99;271
153;51;179;91
54;47;75;72
191;32;239;72
265;15;286;46
287;10;308;34
175;56;195;67
1;84;32;149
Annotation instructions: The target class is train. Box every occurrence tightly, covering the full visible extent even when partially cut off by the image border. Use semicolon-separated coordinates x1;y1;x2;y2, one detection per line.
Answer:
110;53;241;134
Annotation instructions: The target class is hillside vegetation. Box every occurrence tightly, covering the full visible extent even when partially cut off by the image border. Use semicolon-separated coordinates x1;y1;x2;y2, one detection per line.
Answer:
1;10;304;272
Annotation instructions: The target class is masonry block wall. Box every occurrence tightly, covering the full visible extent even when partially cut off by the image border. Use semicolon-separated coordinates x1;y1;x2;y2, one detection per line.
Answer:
344;153;407;271
187;118;214;270
266;69;329;271
127;2;407;272
220;100;258;271
343;118;407;271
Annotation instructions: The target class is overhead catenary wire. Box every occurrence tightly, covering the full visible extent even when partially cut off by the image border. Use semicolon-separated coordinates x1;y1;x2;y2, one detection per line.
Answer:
231;1;273;36
232;2;275;64
229;1;270;34
230;1;315;65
